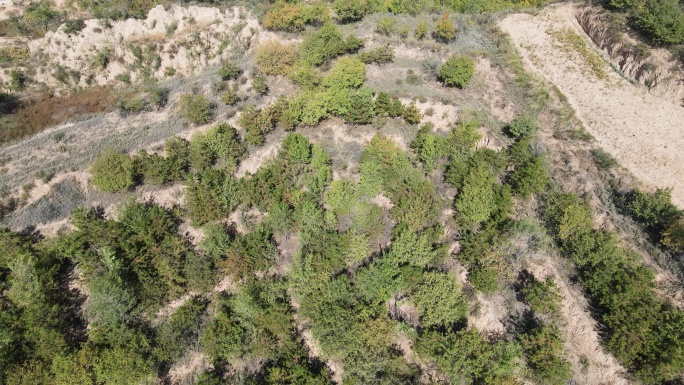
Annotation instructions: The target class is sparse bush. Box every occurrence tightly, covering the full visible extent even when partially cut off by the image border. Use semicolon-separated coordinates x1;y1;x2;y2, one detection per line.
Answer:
402;102;422;124
179;93;215;124
415;19;428;39
221;88;239;105
35;168;55;183
255;40;297;76
63;19;86;35
92;48;112;70
375;16;397;36
165;21;178;36
115;72;131;84
218;61;241;80
252;72;269;95
357;44;394;64
520;275;563;314
590;148;617;170
116;97;146;116
439;55;475;88
89;148;136;193
334;0;371;22
506;116;538;138
9;69;26;92
405;69;422;85
434;13;455;43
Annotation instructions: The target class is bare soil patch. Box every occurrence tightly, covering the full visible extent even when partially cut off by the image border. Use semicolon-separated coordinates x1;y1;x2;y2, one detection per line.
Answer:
500;3;684;207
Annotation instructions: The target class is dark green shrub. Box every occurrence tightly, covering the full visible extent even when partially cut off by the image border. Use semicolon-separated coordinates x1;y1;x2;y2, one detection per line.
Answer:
632;0;684;45
185;168;228;226
620;188;681;235
590;148;618;170
402;102;422;124
89;148;136;192
519;275;563;314
333;0;370;22
179;93;214;124
519;324;572;383
506;116;538;138
439;55;475;88
251;72;268;95
357;44;394;64
299;23;363;66
64;18;86;35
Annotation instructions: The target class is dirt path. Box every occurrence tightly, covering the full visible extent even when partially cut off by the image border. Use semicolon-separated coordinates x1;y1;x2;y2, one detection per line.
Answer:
525;256;630;384
500;4;684;208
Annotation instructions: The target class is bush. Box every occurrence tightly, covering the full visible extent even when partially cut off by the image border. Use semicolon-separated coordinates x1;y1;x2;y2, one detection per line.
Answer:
357;45;394;64
375;16;397;36
218;61;241;80
63;18;86;35
438;55;475;88
402;102;422;124
299;23;363;66
334;0;370;22
255;40;297;76
287;61;322;89
519;275;563;314
415;19;428;39
251;72;269;95
262;2;305;32
506;116;538;138
89;148;136;193
179;93;214;124
221;88;239;105
632;0;684;45
323;57;366;89
519;324;572;383
434;13;455;42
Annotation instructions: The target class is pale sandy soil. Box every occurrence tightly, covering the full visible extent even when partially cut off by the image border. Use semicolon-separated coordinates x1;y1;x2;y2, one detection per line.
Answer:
500;3;684;207
3;5;260;89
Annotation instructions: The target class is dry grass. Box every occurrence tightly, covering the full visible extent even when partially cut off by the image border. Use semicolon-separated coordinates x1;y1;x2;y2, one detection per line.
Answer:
0;86;115;143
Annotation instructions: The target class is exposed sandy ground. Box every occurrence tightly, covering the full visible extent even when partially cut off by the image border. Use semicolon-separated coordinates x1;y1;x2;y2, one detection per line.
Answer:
500;3;684;207
3;5;260;89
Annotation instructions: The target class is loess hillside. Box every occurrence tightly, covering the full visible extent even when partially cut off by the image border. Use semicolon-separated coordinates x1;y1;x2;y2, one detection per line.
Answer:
1;0;684;385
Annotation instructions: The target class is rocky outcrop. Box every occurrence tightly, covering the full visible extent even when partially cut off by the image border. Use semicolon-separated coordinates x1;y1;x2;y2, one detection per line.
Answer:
576;7;683;104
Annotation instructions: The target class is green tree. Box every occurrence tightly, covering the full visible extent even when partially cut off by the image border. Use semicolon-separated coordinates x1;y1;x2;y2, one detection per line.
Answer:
632;0;684;45
179;93;214;124
454;162;497;228
23;1;61;33
333;0;370;22
412;271;467;330
89;149;136;193
439;55;475;88
434;13;455;42
519;324;572;383
218;61;241;80
323;56;366;89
